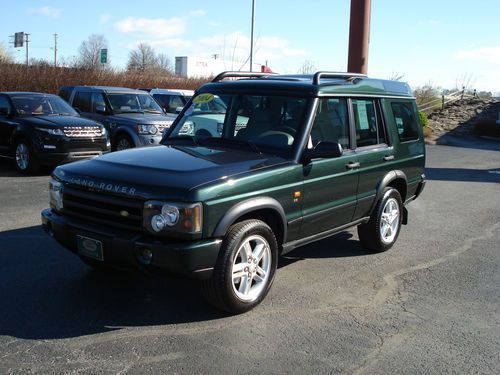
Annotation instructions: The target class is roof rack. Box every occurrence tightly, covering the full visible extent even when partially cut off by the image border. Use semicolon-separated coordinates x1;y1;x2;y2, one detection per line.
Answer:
211;71;276;83
313;72;366;85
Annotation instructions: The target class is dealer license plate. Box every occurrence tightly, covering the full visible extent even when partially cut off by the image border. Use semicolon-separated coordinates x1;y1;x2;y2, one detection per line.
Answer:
77;235;104;261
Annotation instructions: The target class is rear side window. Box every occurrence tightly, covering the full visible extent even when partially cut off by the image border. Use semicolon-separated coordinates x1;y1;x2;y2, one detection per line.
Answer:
59;88;72;102
91;93;106;112
390;102;419;142
73;92;91;113
352;99;386;147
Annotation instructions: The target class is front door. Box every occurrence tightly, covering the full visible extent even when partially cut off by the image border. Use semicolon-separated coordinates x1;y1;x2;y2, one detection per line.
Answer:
0;95;15;155
300;98;359;238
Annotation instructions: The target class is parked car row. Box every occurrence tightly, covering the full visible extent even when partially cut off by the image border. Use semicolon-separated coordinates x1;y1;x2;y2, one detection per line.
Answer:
0;86;193;174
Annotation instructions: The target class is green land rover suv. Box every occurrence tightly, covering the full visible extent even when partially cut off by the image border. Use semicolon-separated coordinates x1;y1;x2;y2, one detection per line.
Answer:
41;71;426;313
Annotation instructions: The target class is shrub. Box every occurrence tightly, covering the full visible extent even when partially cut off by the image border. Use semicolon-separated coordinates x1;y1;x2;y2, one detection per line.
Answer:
419;111;429;127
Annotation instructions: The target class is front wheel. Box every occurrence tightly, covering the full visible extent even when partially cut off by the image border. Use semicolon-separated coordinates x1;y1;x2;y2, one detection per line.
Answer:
14;139;40;174
114;134;134;151
201;219;278;314
358;187;403;253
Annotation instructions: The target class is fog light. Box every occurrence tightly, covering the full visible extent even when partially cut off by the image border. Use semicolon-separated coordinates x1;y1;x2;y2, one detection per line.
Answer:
141;249;153;264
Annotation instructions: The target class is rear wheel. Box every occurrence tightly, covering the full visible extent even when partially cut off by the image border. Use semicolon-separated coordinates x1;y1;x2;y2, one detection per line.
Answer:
14;139;40;174
358;187;403;253
201;219;278;314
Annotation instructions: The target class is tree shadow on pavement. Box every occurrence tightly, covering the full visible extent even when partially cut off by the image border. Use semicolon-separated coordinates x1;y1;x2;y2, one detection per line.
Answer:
426;167;500;183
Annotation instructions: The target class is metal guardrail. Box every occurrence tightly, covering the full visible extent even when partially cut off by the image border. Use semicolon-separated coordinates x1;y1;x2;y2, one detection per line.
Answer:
419;88;478;113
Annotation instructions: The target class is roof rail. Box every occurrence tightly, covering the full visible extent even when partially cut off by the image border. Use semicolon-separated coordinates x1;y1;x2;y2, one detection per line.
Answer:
211;71;276;83
313;72;366;85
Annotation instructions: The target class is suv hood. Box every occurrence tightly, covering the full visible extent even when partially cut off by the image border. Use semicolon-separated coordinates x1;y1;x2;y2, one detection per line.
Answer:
54;145;290;200
20;115;101;127
107;113;176;125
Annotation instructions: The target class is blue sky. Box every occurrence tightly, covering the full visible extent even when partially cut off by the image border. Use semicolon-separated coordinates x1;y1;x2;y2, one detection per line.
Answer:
1;0;499;92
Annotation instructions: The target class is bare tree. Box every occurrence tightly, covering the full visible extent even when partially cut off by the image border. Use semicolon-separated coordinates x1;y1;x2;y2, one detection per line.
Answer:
127;43;157;72
298;60;316;74
413;83;439;107
0;42;14;64
77;34;108;70
156;53;173;74
455;73;475;91
388;72;405;81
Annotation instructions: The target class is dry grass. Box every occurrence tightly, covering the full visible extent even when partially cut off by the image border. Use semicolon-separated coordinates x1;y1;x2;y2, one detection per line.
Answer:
0;63;210;94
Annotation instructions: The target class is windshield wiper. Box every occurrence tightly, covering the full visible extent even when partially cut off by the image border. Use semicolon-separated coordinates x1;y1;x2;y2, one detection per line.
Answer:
144;110;162;114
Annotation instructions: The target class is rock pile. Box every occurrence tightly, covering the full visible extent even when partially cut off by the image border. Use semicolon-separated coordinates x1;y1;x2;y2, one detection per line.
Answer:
427;99;499;139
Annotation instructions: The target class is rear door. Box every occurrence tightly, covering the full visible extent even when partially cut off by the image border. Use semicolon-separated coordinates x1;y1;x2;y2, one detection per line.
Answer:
350;98;394;220
72;91;92;119
300;97;359;237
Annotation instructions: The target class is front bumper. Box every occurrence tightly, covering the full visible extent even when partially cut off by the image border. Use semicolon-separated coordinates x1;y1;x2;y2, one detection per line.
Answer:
34;136;110;165
41;208;221;279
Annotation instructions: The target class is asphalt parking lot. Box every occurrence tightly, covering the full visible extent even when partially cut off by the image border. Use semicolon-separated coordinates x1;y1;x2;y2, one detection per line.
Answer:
0;136;499;374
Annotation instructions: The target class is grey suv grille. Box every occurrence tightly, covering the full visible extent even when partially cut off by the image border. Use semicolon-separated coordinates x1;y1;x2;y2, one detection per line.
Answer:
63;126;103;138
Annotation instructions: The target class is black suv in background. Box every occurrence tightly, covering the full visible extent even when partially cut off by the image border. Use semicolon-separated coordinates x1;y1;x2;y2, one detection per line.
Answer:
60;86;177;150
0;92;109;174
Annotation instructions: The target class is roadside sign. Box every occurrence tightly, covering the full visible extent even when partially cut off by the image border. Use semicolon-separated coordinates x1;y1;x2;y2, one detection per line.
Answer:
100;48;107;64
14;32;24;48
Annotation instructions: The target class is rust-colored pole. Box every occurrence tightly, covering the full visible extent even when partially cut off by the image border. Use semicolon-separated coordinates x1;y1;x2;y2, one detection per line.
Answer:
347;0;371;74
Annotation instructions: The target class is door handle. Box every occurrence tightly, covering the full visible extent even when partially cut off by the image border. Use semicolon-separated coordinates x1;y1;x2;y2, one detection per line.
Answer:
383;155;395;161
346;162;360;169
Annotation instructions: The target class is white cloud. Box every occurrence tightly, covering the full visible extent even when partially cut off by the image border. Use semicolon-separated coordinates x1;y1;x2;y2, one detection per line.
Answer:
455;46;500;65
283;48;306;57
128;39;191;49
28;6;61;18
115;17;186;39
190;9;206;17
208;21;221;27
99;14;111;24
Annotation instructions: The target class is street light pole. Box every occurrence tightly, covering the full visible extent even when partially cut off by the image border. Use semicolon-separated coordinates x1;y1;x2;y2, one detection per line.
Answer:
347;0;371;74
250;0;255;72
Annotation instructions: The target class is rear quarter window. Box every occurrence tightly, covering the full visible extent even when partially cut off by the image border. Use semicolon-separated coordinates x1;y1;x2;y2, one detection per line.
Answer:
390;101;419;142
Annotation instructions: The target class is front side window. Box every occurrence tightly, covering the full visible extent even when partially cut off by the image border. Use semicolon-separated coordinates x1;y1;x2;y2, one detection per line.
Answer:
107;93;163;113
352;99;386;147
0;96;11;113
166;93;308;157
310;98;350;150
10;95;78;116
390;101;419;142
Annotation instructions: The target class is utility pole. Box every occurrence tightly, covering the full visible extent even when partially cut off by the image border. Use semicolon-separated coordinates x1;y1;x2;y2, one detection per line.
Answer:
25;33;30;66
347;0;371;74
53;33;58;67
249;0;255;72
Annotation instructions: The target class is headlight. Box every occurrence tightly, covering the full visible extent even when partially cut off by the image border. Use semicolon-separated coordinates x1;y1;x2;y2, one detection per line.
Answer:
36;127;64;136
143;201;202;235
136;124;158;135
49;178;63;211
217;122;223;134
101;127;107;136
179;121;194;135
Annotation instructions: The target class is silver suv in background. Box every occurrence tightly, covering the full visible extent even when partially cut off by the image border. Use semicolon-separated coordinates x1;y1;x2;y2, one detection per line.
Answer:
60;86;176;150
150;89;194;115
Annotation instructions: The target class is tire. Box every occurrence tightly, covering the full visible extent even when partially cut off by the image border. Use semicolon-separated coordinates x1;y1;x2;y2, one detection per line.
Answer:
358;187;403;253
201;219;278;314
114;134;134;151
14;138;40;174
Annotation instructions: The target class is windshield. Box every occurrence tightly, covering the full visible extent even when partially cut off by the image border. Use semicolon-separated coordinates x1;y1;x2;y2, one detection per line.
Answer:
11;95;78;116
107;93;163;113
164;93;309;157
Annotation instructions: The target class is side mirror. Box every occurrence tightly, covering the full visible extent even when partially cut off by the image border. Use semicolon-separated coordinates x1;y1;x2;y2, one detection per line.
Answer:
95;105;107;115
74;107;81;114
302;141;343;163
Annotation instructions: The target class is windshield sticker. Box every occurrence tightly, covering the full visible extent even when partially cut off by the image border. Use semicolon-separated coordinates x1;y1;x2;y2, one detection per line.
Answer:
193;93;214;104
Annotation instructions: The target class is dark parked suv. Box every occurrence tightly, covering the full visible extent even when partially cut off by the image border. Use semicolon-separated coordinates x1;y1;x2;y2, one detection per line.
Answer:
60;86;177;150
42;72;426;313
0;92;109;174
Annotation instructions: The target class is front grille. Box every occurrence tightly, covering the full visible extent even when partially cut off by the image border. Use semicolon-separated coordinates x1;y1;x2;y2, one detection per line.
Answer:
156;122;173;134
62;186;143;231
63;126;103;138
